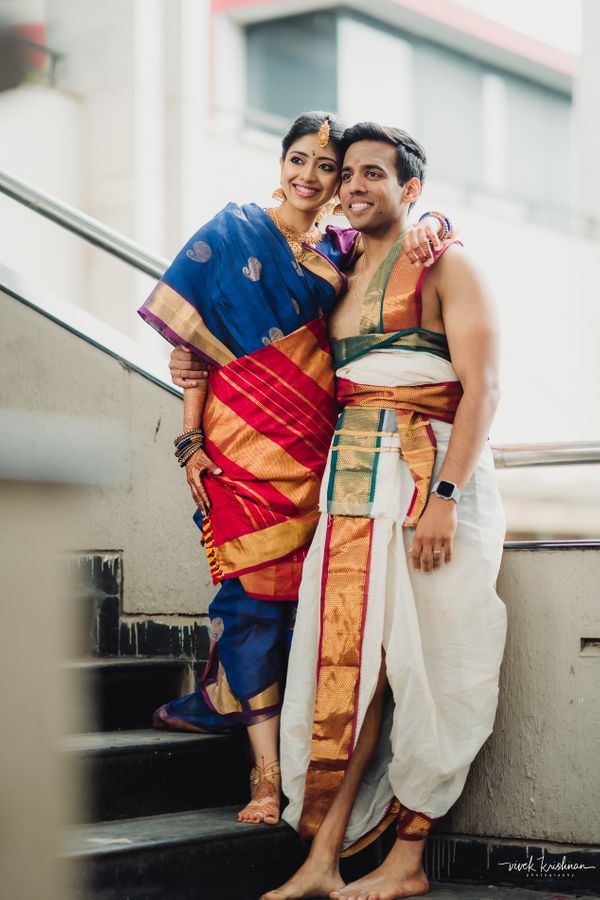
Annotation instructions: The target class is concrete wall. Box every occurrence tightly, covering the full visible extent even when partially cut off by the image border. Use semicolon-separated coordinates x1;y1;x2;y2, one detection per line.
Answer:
0;286;215;619
447;545;600;845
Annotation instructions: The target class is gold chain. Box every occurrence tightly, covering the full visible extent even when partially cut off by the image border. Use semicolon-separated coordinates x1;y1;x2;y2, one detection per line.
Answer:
267;207;321;261
348;251;368;307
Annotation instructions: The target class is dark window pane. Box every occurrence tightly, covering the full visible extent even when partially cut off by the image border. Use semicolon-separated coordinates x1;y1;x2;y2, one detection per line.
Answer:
246;12;337;132
412;40;484;189
505;75;571;213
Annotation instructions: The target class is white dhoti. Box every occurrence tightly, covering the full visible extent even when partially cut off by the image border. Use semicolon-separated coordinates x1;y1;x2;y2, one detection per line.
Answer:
280;349;507;851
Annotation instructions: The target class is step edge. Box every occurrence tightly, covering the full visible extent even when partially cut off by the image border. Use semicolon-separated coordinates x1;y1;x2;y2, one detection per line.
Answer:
61;729;235;755
65;657;193;669
64;810;295;859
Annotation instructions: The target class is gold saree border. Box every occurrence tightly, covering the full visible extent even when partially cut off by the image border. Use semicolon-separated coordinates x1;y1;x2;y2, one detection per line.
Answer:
204;510;320;577
205;662;279;715
205;662;242;714
144;281;235;366
301;247;345;296
299;515;373;842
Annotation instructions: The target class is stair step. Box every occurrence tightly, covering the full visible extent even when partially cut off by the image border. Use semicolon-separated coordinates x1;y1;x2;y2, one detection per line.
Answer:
66;806;305;900
66;808;585;900
66;657;193;732
63;729;249;823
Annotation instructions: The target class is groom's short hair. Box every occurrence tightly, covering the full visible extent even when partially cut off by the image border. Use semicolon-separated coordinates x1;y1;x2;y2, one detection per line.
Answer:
341;122;427;186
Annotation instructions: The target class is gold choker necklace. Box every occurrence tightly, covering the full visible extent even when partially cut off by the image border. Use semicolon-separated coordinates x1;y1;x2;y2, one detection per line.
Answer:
267;208;321;261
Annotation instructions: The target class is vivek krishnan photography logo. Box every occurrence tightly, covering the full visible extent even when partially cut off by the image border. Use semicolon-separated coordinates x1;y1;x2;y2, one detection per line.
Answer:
498;851;597;881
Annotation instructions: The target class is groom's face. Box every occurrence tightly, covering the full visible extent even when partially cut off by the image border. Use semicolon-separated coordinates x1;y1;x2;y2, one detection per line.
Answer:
339;140;415;234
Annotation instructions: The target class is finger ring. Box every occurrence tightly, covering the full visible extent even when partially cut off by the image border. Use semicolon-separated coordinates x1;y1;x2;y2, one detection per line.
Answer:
433;550;443;555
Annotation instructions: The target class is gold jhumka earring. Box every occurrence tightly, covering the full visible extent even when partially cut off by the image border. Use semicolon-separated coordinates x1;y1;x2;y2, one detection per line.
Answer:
271;187;286;202
332;201;344;216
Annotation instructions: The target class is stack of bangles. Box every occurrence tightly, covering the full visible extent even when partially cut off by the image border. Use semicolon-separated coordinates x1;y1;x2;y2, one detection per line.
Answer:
174;428;204;467
418;210;452;241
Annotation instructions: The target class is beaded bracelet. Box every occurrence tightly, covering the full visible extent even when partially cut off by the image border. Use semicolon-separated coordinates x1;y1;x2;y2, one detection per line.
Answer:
174;437;204;455
176;444;201;463
174;428;204;447
418;210;452;242
174;427;204;467
176;440;203;465
178;445;202;467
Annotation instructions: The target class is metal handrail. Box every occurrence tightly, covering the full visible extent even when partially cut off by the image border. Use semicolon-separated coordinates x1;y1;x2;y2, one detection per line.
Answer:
1;169;599;469
0;170;167;279
492;442;600;468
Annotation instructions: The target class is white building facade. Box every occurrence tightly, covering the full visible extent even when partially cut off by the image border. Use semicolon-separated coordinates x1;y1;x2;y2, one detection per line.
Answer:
0;0;598;536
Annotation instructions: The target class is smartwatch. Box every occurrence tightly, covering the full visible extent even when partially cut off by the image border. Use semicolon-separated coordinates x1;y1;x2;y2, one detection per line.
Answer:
431;480;461;502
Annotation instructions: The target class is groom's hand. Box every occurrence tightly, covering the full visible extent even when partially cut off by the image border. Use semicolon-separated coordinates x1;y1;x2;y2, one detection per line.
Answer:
169;346;209;389
409;496;457;573
403;218;443;268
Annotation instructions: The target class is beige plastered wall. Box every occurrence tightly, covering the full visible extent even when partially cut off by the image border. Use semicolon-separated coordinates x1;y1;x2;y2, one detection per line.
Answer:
448;546;600;846
1;288;215;619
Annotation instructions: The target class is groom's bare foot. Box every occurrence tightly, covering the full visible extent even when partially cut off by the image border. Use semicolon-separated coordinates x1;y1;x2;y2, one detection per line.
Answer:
261;853;344;899
329;837;429;899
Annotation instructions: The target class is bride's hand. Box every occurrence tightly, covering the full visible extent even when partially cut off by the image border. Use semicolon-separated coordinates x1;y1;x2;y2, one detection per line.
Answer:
185;447;222;515
403;217;444;268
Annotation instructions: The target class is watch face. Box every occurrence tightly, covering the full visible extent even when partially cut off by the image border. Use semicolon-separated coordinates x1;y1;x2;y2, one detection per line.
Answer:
436;480;455;498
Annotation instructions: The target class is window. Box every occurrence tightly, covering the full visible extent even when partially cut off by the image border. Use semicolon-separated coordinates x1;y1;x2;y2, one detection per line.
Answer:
246;11;337;133
412;40;485;190
504;75;572;214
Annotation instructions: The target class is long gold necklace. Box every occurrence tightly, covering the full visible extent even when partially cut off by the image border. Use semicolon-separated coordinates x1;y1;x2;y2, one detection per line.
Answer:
267;207;321;261
348;251;369;307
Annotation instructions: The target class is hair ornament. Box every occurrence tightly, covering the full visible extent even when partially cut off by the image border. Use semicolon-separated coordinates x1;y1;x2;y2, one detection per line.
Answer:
317;117;330;148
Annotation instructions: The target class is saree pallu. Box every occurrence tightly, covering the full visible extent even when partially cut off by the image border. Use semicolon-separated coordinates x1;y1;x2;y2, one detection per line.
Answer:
138;202;346;365
280;346;507;851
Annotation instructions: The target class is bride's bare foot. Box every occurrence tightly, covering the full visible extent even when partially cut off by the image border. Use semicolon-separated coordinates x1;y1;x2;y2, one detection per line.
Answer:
261;853;344;899
238;759;281;825
329;838;429;899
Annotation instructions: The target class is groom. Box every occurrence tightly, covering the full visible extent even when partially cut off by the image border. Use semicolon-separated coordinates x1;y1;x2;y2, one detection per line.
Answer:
170;122;506;899
260;122;506;899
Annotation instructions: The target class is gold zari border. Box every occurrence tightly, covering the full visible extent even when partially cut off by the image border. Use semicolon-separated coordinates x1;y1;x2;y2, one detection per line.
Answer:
299;516;373;842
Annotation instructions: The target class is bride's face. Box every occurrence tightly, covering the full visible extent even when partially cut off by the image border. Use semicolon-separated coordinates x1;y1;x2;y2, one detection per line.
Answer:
279;133;340;214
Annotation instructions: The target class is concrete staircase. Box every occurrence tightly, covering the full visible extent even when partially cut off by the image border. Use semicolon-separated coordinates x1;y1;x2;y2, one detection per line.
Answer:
62;657;305;900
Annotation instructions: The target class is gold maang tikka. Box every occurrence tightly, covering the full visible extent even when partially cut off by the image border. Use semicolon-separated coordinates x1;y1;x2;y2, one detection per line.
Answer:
317;117;330;148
